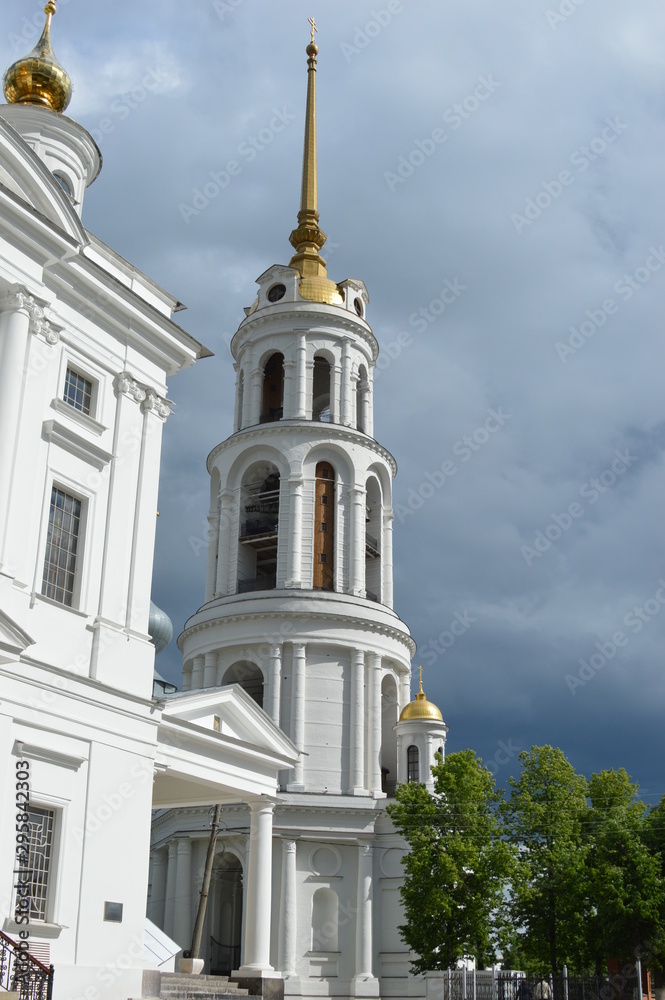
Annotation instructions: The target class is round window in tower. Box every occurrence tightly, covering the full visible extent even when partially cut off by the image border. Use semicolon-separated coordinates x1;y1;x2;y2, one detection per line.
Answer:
267;283;286;303
353;296;364;317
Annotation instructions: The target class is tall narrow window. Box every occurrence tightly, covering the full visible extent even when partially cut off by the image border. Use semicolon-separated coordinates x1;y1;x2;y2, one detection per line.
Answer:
63;367;92;415
42;487;82;607
238;465;280;592
407;745;419;783
312;356;331;422
314;462;334;590
260;353;284;422
18;807;55;921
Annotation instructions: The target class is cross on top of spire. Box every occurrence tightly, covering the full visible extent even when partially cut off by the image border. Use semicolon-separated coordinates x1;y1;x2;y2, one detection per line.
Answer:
308;17;318;43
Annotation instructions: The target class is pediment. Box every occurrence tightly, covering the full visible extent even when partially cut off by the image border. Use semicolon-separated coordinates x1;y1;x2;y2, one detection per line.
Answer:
161;684;296;760
0;608;35;656
0;117;86;244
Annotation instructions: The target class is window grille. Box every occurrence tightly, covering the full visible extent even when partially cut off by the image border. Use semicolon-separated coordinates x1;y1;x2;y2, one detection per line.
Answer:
63;367;92;415
25;807;55;921
41;486;82;606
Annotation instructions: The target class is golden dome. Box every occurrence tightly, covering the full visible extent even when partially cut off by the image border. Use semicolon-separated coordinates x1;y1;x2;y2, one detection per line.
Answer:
3;2;72;115
298;276;344;305
399;670;443;723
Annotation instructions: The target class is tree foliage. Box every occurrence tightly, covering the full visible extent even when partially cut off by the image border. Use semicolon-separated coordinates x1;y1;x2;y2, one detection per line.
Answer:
389;743;665;976
387;749;514;973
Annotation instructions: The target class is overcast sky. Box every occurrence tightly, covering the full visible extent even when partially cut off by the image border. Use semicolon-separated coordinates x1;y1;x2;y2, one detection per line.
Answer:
4;0;664;800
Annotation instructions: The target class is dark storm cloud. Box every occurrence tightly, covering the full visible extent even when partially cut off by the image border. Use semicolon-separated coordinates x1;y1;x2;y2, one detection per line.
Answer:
3;0;663;795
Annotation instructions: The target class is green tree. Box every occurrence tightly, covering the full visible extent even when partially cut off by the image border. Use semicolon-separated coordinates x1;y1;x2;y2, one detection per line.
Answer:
640;793;665;980
501;746;588;974
387;749;514;972
584;769;665;971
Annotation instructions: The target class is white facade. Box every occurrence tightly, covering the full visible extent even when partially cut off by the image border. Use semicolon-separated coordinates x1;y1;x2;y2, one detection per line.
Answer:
0;13;299;1000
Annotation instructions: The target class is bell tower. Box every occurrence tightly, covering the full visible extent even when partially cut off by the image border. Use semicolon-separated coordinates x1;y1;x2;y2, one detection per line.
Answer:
170;27;445;996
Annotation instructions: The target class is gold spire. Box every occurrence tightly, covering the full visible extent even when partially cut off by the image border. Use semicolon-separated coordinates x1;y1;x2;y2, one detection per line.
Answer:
399;667;444;722
289;21;343;305
3;1;72;114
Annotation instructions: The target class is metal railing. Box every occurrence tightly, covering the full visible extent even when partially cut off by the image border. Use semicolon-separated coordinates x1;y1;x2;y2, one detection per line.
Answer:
434;968;643;1000
237;576;276;593
0;930;54;1000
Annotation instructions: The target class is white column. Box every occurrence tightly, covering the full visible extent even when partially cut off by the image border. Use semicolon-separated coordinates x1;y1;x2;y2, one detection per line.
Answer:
331;363;341;424
203;650;218;688
283;360;296;419
382;510;394;609
164;841;178;938
250;366;263;424
240;800;275;974
0;291;31;568
349;649;366;794
266;644;282;725
340;338;352;426
174;839;193;949
216;488;235;596
400;670;411;715
353;843;376;988
182;660;193;692
424;733;434;788
287;642;306;791
295;333;307;419
191;654;205;690
350;485;366;596
368;653;382;795
361;381;370;435
286;477;303;588
205;508;220;601
366;376;374;437
149;848;167;927
279;838;297;977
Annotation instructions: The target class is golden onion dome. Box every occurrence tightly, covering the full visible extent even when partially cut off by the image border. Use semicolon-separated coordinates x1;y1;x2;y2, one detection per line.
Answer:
3;2;72;115
399;671;444;723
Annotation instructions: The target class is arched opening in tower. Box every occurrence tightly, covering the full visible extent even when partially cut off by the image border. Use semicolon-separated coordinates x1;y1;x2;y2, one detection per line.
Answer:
365;476;382;602
313;461;335;590
222;661;264;707
311;886;339;952
312;355;332;422
238;463;280;592
260;352;284;422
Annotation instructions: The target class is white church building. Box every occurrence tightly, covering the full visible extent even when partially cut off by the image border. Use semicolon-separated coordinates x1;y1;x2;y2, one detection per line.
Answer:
0;7;448;1000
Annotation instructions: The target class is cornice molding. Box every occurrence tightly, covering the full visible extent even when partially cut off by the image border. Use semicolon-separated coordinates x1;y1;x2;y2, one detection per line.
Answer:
206;420;397;477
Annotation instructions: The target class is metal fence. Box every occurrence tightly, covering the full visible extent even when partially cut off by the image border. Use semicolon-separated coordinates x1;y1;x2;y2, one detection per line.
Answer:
432;968;642;1000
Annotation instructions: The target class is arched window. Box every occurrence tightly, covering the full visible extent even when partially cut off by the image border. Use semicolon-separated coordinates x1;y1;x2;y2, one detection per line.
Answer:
222;661;264;707
238;463;280;592
261;353;284;422
311;887;339;952
407;745;419;783
312;356;331;422
313;462;335;590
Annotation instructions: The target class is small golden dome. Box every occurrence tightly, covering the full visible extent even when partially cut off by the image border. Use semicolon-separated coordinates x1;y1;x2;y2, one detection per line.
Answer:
399;670;443;723
298;276;344;305
3;2;72;115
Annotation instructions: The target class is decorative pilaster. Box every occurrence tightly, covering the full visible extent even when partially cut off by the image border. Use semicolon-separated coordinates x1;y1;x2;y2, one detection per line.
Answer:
191;654;205;690
203;650;218;688
368;653;382;795
382;509;394;609
279;838;297;977
350;485;366;595
164;841;178;938
148;848;167;927
215;488;235;597
250;367;262;425
352;842;378;994
286;477;304;588
349;649;366;794
287;642;306;791
182;660;193;692
295;333;307;418
340;338;352;425
331;362;341;424
283;359;296;419
0;289;32;569
266;644;282;725
240;800;275;974
173;839;193;949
